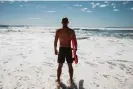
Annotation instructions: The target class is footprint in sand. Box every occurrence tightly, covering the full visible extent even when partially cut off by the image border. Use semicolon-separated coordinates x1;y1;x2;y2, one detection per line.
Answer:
22;55;27;59
116;60;133;63
85;62;98;67
109;65;115;69
96;56;100;59
20;64;23;66
103;75;110;78
98;61;105;64
125;67;133;75
116;53;122;55
50;75;56;78
42;62;54;67
107;61;117;66
119;63;126;70
93;82;100;87
3;61;8;64
112;76;122;83
3;69;6;71
8;58;12;61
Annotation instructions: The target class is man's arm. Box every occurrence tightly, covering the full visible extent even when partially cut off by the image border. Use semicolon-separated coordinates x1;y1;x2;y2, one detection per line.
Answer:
73;30;77;50
54;30;59;55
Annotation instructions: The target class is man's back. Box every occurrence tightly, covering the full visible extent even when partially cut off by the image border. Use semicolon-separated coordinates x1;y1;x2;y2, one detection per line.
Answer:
56;28;74;47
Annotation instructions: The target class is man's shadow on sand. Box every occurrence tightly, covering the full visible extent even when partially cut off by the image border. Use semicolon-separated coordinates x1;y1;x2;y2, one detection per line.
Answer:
59;79;85;89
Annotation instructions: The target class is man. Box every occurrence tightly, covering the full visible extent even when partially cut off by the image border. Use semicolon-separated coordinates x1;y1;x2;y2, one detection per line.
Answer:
54;17;77;86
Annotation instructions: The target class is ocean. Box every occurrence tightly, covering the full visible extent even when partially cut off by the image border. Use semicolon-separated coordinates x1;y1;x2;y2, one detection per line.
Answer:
0;26;133;39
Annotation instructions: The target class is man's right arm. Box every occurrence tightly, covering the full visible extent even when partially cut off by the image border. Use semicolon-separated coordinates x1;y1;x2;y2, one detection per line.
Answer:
73;30;77;51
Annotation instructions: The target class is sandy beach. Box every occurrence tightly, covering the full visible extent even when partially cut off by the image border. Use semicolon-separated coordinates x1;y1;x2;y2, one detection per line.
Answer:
0;28;133;89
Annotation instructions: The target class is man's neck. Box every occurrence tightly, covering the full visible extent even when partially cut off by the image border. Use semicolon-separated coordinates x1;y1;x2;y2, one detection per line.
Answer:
62;26;68;29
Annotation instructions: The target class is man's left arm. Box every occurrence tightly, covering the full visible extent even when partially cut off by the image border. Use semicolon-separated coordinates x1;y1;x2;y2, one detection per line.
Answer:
54;30;59;55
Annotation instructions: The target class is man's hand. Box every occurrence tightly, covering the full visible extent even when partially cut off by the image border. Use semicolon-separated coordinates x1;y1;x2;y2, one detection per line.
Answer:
75;48;77;52
73;48;77;52
54;49;58;55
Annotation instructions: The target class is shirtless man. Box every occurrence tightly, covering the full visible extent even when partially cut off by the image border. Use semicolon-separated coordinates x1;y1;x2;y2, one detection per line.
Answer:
54;17;77;86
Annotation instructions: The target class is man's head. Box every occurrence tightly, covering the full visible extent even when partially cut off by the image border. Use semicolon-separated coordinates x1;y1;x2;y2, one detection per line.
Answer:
62;17;69;27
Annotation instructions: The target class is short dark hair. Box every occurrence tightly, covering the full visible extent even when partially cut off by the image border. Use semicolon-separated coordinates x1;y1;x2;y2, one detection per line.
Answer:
62;17;69;22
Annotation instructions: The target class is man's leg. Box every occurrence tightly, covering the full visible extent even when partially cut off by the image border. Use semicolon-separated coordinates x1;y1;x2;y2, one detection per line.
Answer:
57;47;65;82
57;63;63;82
68;63;73;82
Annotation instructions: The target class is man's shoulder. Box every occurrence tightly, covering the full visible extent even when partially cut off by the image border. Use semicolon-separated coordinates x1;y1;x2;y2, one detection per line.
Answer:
69;28;73;30
56;28;62;32
56;28;74;33
69;28;75;34
68;28;74;32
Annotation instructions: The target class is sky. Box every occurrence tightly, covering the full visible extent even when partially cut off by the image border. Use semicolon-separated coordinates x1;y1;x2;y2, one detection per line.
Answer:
0;1;133;28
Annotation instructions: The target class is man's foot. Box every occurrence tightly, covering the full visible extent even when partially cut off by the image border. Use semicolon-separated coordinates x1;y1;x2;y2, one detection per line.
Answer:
56;79;60;88
67;79;74;88
56;79;60;83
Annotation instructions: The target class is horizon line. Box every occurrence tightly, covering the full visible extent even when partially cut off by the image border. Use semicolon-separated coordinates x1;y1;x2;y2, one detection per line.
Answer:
0;24;133;28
